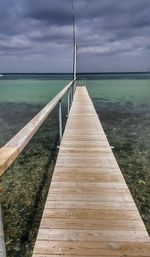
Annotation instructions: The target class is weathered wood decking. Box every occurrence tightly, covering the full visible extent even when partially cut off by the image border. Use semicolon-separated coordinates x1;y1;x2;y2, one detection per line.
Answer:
32;87;150;257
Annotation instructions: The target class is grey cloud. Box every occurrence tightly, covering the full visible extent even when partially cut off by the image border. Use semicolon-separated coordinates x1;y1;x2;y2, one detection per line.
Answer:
0;0;150;72
23;0;72;25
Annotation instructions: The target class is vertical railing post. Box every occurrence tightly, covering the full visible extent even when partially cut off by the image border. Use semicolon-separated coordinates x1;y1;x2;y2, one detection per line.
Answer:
73;80;76;95
59;100;62;143
0;205;6;257
67;81;76;117
67;88;70;116
60;80;76;143
70;85;73;105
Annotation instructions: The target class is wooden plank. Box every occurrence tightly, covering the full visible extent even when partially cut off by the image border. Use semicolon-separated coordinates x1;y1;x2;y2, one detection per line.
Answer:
32;86;150;256
62;135;108;141
59;147;112;151
52;175;124;182
32;255;150;257
52;171;123;178
52;167;121;173
50;182;128;188
57;155;116;161
45;201;136;210
40;218;145;230
58;149;113;154
50;181;126;186
33;241;150;256
47;194;134;203
37;228;150;242
60;141;110;147
49;186;129;194
55;163;119;169
42;209;141;220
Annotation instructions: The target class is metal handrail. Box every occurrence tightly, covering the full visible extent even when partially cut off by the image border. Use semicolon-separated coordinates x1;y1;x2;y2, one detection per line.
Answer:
0;79;76;177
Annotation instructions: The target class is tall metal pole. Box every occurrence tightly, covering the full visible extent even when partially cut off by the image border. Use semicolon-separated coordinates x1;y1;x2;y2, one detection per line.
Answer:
74;43;77;80
71;0;77;81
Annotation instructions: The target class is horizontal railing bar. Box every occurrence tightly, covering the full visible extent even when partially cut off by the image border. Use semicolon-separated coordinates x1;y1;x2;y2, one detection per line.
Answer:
0;79;75;177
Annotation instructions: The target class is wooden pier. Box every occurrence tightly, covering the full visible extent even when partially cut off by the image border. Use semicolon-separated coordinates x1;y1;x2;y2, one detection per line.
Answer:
32;87;150;256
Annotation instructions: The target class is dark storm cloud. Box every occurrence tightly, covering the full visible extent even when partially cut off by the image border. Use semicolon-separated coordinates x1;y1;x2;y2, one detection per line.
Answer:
0;0;150;72
23;0;72;26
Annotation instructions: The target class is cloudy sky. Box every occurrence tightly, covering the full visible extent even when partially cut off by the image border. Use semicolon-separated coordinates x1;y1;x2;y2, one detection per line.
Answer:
0;0;150;73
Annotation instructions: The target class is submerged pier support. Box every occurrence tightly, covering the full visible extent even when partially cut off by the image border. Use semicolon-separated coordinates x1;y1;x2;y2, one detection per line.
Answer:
0;206;6;257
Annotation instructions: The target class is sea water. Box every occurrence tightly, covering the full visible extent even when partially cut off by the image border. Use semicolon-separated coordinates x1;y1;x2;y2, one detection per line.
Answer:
0;74;71;146
0;73;150;257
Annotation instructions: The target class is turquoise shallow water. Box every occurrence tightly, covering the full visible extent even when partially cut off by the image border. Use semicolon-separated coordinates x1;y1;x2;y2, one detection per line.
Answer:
0;73;150;257
0;73;150;146
0;73;150;104
0;79;70;103
0;75;70;145
87;79;150;103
